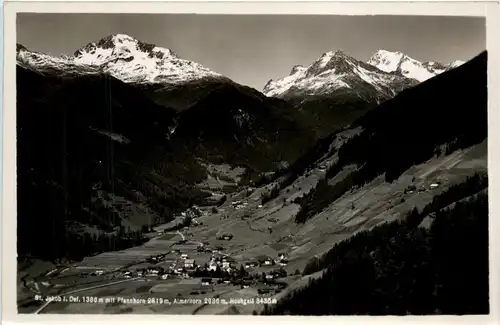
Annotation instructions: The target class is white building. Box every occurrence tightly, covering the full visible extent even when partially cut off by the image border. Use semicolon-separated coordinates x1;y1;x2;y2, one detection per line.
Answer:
278;253;288;261
184;259;195;269
208;262;218;272
147;270;159;277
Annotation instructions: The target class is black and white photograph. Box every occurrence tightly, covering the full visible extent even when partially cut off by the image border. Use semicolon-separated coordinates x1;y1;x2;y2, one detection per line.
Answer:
10;7;490;316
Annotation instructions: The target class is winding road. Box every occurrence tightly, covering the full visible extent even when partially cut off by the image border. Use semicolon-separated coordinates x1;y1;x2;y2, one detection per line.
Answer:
176;231;185;241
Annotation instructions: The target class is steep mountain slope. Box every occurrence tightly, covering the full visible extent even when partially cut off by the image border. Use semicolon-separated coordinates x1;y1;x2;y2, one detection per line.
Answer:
262;50;418;137
346;50;486;181
16;41;314;261
17;66;184;260
291;50;487;224
170;83;313;172
263;49;466;137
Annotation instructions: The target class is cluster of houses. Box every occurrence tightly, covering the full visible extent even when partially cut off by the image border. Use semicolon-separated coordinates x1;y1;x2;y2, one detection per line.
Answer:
116;266;170;279
207;255;236;273
110;243;291;286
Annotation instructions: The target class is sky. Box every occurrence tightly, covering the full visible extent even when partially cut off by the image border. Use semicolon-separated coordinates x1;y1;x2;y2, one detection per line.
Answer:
17;14;486;90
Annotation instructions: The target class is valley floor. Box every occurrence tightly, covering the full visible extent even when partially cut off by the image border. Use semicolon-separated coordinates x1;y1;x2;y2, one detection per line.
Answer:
17;139;487;315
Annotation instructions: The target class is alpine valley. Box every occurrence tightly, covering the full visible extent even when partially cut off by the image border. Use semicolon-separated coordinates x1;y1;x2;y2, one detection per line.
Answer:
16;34;488;316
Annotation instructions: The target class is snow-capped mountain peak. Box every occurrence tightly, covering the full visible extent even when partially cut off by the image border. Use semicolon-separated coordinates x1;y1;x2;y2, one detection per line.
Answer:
367;50;405;73
73;34;178;65
367;49;466;82
16;33;224;86
263;49;416;99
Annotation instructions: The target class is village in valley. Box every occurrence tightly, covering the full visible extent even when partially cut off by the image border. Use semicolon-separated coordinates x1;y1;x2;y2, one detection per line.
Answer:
18;185;301;314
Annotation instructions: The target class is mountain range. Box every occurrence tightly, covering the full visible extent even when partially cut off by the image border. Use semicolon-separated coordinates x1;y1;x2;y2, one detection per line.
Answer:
17;34;465;114
263;48;464;98
262;48;465;137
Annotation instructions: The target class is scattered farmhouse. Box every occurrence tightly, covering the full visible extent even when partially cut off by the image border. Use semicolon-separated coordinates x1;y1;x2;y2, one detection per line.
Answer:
259;256;274;266
278;253;288;261
245;261;259;268
208;261;218;272
279;259;289;266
